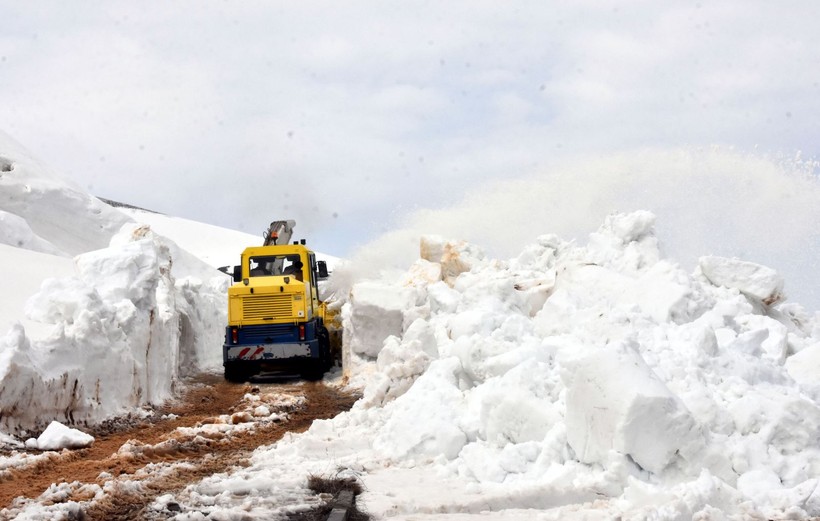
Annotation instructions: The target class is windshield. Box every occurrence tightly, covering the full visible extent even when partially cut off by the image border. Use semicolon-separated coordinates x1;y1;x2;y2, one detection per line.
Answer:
248;254;303;279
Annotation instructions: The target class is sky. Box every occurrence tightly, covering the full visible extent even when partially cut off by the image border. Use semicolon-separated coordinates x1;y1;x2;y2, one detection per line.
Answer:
1;1;819;259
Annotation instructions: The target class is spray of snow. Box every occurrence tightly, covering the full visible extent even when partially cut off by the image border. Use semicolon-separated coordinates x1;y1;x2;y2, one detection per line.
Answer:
334;147;820;310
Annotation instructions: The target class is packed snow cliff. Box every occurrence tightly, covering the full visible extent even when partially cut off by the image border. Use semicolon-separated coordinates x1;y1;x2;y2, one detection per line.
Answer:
172;210;820;520
0;131;229;435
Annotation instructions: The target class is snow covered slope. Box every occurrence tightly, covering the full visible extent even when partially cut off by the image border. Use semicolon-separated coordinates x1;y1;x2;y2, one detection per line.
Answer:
118;208;262;269
119;208;342;272
0;131;132;255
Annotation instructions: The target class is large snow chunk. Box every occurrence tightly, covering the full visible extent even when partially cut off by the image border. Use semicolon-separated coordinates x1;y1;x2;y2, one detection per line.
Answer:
420;235;485;285
25;421;94;450
598;210;656;244
360;320;438;407
344;282;417;358
587;211;661;274
563;342;702;474
373;357;467;461
699;256;785;305
785;342;820;385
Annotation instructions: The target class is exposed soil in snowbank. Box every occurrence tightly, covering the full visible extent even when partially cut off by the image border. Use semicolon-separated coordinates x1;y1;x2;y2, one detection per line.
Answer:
0;374;358;519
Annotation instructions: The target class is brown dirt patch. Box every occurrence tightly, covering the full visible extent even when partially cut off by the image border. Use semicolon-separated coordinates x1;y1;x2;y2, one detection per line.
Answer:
0;374;358;520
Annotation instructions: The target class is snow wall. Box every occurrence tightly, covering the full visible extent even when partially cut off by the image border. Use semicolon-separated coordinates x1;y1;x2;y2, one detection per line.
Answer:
0;132;229;433
0;224;228;433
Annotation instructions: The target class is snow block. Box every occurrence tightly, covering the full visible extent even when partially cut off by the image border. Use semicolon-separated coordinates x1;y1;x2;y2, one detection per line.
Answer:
785;342;820;385
420;235;485;285
26;420;94;450
373;357;467;461
586;211;661;274
344;282;417;358
564;342;701;474
699;256;785;305
598;210;657;244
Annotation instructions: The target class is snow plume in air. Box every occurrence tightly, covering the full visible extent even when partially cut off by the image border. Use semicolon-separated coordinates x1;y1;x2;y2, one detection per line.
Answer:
338;147;820;310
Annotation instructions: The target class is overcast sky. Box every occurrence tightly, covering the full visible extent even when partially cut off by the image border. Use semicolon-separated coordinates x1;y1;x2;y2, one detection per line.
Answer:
1;1;819;258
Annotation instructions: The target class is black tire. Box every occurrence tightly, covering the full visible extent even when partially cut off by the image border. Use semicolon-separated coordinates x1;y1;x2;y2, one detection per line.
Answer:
318;328;332;371
224;362;249;383
301;329;331;381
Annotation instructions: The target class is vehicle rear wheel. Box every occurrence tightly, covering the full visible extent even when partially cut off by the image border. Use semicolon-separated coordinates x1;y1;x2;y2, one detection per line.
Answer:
224;362;250;383
318;328;332;371
301;329;331;381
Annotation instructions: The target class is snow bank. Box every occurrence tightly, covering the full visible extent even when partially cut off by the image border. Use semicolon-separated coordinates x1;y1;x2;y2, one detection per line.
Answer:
0;131;248;436
172;211;820;520
0;224;228;433
0;244;76;339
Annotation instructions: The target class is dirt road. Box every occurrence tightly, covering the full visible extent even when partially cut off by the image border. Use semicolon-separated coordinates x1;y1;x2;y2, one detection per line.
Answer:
0;373;358;520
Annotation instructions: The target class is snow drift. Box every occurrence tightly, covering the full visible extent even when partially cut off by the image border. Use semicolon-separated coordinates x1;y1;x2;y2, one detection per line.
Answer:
0;131;230;434
0;131;131;255
0;224;228;432
173;211;820;520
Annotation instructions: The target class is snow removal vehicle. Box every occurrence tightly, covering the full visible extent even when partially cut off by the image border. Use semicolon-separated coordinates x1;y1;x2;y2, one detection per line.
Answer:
221;220;334;382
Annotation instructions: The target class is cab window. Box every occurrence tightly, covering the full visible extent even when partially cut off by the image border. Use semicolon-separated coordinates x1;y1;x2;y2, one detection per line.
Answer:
249;255;304;280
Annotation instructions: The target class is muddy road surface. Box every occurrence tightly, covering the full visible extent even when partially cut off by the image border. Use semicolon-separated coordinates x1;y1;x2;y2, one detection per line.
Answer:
0;373;358;520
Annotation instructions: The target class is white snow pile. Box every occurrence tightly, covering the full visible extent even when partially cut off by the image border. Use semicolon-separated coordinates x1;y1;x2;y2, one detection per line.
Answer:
172;210;820;520
0;131;230;436
24;421;94;451
0;223;229;433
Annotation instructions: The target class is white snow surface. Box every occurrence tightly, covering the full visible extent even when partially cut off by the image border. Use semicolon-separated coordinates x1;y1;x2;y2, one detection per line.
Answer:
117;208;262;270
167;211;820;520
0;131;132;255
118;208;342;273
